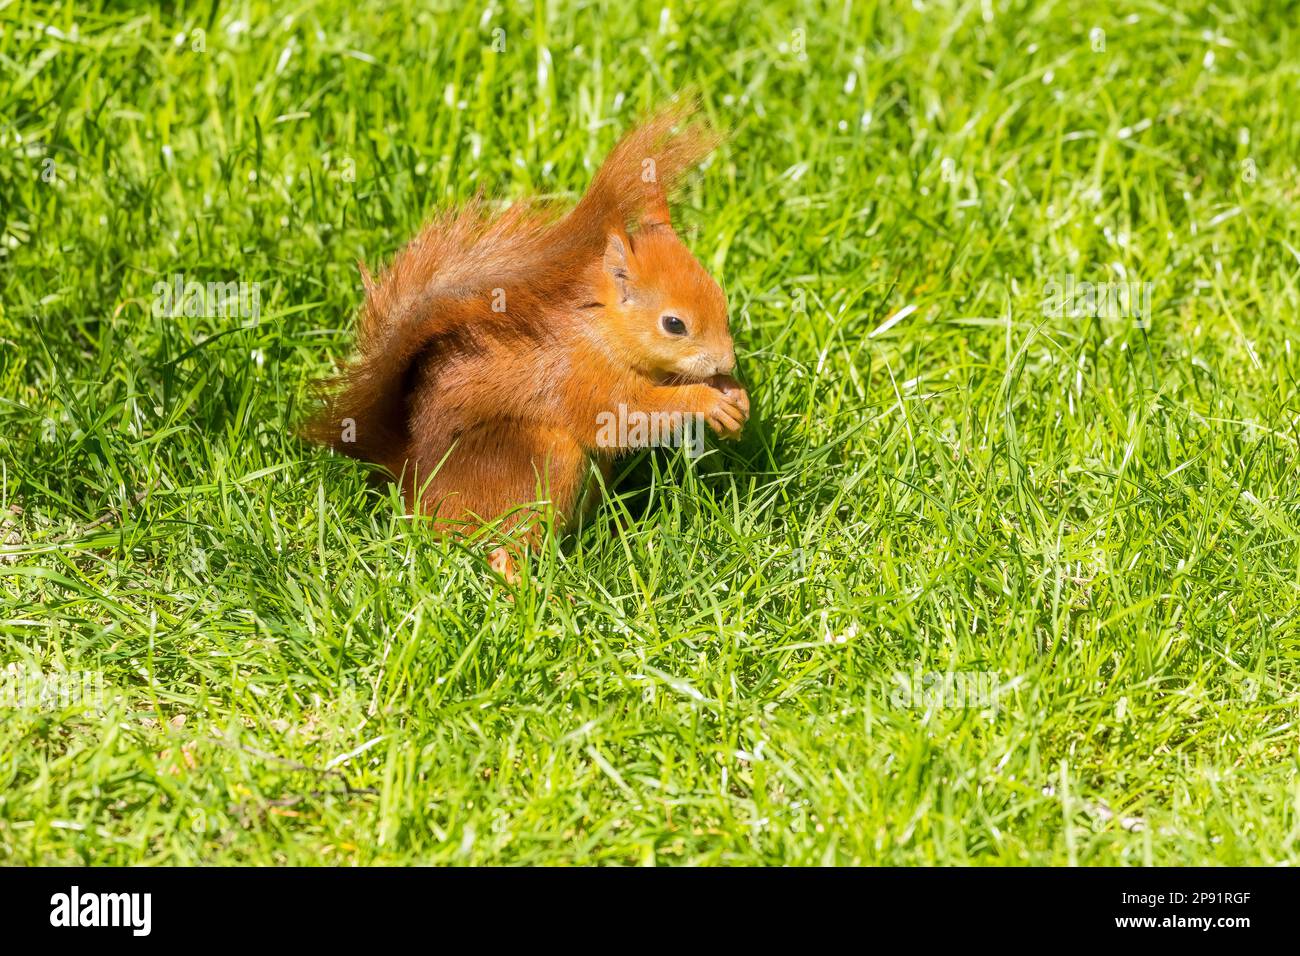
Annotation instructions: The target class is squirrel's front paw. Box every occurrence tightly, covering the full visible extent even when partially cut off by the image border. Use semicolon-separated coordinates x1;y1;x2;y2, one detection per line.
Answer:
701;376;750;440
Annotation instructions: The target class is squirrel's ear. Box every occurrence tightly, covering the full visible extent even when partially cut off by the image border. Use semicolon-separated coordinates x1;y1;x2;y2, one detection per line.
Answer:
603;232;636;303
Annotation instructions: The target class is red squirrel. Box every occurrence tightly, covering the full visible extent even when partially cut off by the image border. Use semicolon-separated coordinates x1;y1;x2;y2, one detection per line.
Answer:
306;103;749;580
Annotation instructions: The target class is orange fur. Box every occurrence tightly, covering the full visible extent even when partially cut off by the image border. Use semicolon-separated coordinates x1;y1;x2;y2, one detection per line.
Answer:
305;102;749;563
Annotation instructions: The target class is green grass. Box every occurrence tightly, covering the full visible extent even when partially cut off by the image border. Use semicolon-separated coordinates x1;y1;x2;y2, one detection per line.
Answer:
2;0;1299;865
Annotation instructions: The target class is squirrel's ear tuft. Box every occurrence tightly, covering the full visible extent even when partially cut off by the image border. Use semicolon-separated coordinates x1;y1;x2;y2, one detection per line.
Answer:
641;184;673;232
603;232;636;302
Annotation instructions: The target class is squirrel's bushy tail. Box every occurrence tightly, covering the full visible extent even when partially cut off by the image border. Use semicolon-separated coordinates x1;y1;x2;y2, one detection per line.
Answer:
554;98;720;249
303;100;720;470
302;198;556;467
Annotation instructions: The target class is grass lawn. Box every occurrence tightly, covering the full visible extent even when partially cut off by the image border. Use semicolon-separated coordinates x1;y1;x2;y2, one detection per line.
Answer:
2;0;1298;865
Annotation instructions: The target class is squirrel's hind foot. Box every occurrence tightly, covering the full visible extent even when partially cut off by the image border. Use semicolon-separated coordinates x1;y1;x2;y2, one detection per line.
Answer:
487;545;522;586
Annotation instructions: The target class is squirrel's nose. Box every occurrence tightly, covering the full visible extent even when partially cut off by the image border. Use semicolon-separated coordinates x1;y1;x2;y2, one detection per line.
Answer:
715;351;736;376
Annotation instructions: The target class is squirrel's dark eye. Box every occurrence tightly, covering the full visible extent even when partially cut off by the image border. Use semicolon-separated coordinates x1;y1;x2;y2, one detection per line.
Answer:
661;315;687;336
